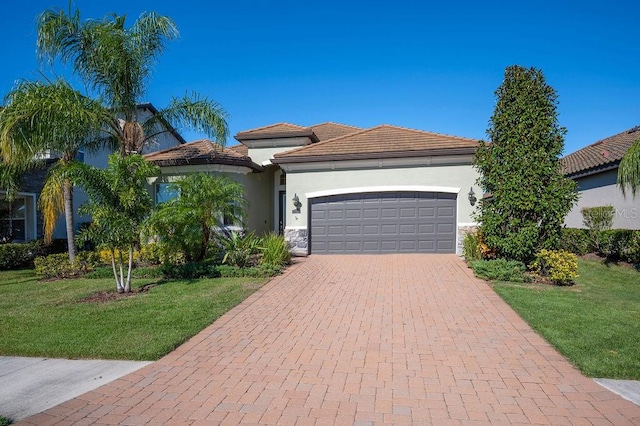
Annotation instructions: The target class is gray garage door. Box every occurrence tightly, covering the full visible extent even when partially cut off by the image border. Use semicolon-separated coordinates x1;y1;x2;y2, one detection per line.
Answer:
309;191;457;254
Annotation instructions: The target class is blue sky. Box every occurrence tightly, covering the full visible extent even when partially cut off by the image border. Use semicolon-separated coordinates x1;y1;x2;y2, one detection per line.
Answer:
0;0;638;154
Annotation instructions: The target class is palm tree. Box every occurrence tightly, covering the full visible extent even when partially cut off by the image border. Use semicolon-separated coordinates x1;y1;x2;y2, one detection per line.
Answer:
37;6;228;155
72;153;158;293
617;138;640;197
0;80;110;260
0;6;229;262
145;173;246;262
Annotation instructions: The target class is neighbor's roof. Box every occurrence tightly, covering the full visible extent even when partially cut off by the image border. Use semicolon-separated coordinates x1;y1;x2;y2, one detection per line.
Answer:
561;125;640;178
272;125;480;163
234;122;318;142
137;103;187;145
143;139;263;171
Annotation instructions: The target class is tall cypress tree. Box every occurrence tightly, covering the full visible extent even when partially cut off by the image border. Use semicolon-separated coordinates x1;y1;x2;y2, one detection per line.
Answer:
474;65;577;263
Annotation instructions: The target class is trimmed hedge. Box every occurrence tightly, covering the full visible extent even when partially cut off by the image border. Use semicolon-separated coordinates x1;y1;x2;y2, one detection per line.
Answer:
561;228;640;264
0;239;68;270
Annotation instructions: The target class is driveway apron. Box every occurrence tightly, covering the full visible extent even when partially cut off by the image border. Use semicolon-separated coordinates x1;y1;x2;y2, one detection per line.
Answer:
19;254;640;425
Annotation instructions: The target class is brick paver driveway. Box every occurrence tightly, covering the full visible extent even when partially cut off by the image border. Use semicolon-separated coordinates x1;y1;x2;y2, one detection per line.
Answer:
21;255;640;425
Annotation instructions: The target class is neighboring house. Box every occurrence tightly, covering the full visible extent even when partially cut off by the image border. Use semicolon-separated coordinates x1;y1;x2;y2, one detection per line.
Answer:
145;122;481;255
0;103;186;242
0;159;55;242
562;125;640;230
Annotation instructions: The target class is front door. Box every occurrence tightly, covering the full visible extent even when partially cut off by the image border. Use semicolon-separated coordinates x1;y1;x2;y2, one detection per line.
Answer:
278;191;286;235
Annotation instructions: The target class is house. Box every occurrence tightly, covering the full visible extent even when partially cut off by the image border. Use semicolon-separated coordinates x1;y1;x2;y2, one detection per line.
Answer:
145;122;481;255
0;104;186;242
562;126;640;229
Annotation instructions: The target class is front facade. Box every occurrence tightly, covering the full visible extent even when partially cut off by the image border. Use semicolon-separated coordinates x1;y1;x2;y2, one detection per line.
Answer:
562;126;640;230
147;122;481;255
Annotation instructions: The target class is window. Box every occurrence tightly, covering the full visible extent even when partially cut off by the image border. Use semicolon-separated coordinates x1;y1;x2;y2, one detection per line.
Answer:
0;197;26;241
223;201;241;227
279;171;286;186
155;183;179;204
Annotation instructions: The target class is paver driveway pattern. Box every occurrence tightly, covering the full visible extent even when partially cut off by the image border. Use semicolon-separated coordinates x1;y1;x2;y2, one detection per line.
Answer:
19;254;640;425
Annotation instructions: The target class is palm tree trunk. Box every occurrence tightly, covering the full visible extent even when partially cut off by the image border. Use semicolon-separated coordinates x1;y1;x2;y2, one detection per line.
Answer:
199;220;209;262
110;249;123;293
125;246;133;293
63;179;77;262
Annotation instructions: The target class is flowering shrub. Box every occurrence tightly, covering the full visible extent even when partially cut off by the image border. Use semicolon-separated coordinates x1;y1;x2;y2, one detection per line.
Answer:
530;249;578;285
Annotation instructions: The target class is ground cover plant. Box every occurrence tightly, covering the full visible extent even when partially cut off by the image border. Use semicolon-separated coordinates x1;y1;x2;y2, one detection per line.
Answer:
0;269;267;360
492;258;640;379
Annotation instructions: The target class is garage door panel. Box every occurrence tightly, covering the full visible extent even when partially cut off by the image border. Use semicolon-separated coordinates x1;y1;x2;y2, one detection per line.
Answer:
310;192;456;254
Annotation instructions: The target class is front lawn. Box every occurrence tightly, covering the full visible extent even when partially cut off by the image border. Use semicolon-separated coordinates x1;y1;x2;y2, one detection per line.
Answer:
0;269;267;360
493;258;640;379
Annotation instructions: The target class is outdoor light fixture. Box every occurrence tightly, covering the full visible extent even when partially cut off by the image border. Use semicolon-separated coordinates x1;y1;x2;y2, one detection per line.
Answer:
292;193;302;214
468;187;477;206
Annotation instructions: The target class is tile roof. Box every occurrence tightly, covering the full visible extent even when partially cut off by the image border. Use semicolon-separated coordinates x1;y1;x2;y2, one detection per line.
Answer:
227;143;249;156
272;125;479;163
309;122;362;141
143;139;262;171
561;125;640;177
234;122;317;142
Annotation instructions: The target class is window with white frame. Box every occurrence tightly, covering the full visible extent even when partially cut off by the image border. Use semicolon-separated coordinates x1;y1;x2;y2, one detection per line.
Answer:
0;197;26;241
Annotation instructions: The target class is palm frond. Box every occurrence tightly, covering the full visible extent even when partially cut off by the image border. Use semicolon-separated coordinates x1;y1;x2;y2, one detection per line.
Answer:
147;93;229;144
617;137;640;198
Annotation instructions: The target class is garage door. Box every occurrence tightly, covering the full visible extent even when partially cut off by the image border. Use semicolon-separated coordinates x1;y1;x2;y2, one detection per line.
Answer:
310;191;456;254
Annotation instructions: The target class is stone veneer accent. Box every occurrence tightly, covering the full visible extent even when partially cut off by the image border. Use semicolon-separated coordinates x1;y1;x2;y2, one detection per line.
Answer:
457;225;478;257
284;228;308;257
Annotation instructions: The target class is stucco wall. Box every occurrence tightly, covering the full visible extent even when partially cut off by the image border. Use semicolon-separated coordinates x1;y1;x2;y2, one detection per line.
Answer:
283;163;481;230
246;137;311;165
565;169;640;229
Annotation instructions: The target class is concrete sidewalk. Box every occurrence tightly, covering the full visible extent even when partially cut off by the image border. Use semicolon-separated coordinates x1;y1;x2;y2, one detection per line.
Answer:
0;357;151;421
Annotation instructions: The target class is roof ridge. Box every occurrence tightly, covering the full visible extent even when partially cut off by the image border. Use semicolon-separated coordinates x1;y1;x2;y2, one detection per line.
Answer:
237;122;308;134
377;124;480;142
310;122;362;129
273;125;377;157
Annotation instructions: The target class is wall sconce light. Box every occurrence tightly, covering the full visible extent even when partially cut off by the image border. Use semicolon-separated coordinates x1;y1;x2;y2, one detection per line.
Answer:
468;187;477;206
292;193;302;214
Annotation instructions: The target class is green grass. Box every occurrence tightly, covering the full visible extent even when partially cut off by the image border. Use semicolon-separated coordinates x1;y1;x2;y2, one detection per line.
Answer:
493;258;640;379
0;269;267;361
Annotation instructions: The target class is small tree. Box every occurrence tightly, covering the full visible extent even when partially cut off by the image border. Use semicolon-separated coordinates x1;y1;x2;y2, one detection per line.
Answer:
145;173;246;262
473;65;578;263
72;154;158;293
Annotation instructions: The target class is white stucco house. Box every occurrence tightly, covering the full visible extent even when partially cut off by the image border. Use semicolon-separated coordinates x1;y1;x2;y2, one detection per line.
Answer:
145;122;482;255
562;125;640;230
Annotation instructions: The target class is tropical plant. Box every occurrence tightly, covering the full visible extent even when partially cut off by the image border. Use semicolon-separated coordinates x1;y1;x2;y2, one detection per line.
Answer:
36;6;228;155
530;249;578;285
1;5;229;264
260;232;291;267
145;173;246;262
0;80;110;261
220;231;262;268
617;137;640;197
71;153;158;293
473;65;578;263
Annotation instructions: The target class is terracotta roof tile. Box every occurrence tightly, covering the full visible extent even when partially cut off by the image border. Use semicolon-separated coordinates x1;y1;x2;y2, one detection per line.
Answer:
310;122;362;141
273;125;479;162
227;143;249;156
561;126;640;177
144;139;262;171
234;122;313;141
